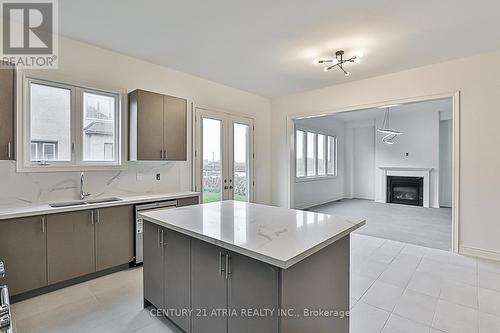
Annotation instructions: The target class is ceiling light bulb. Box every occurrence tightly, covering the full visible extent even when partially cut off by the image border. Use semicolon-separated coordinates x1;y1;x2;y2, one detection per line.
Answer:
357;52;364;58
354;57;361;63
313;59;320;65
344;71;350;77
323;66;331;72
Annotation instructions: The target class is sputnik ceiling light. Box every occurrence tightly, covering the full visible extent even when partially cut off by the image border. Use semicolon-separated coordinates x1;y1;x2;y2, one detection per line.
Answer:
313;50;361;76
377;106;403;145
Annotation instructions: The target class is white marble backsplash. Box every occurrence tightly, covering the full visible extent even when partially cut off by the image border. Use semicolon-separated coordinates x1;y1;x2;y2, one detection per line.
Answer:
0;160;192;209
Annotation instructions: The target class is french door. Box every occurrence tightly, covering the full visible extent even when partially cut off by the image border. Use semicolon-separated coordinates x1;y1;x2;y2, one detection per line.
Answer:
194;108;254;203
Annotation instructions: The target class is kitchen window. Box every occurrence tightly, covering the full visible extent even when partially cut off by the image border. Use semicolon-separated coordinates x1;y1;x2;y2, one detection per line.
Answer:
21;77;122;171
295;129;337;180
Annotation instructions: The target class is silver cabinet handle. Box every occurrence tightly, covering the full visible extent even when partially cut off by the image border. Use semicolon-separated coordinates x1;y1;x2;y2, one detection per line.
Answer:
96;210;100;224
0;313;10;330
219;252;226;276
90;210;94;225
160;149;164;159
225;253;231;279
157;228;161;247
41;216;45;233
160;229;165;248
0;262;4;278
164;149;167;160
7;142;11;159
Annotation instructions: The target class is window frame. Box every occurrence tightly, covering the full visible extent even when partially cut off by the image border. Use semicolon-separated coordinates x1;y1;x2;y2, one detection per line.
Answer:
18;74;126;172
295;127;337;182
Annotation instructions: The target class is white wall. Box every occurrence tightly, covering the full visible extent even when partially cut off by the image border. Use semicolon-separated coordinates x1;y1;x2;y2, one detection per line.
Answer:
0;36;272;208
440;119;453;207
293;117;345;208
352;126;375;200
374;109;441;207
271;50;500;259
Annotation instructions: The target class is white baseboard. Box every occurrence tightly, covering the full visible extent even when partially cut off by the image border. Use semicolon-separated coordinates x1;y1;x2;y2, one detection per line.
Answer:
459;245;500;262
352;194;375;201
295;195;346;210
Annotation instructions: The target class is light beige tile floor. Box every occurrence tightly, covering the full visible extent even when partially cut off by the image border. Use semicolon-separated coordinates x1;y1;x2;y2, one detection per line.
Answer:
10;233;500;333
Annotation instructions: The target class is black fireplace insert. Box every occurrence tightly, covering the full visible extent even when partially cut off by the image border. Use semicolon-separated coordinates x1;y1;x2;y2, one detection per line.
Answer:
387;176;423;206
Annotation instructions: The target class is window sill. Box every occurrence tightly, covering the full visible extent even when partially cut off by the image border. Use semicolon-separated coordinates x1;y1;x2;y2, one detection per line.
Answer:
16;163;128;173
295;175;338;183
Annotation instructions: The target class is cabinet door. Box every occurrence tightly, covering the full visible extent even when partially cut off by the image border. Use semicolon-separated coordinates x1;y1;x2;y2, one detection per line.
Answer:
143;220;164;309
191;239;227;333
163;229;191;332
163;95;187;161
95;205;134;271
0;216;47;295
227;252;279;333
46;210;95;284
0;63;14;160
136;90;165;160
177;196;199;207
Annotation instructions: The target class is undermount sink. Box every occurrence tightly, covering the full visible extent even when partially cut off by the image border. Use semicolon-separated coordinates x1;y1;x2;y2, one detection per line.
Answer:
85;197;122;204
49;197;123;208
49;201;88;208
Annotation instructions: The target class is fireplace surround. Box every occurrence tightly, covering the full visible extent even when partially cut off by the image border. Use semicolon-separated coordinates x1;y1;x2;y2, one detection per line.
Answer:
387;176;424;206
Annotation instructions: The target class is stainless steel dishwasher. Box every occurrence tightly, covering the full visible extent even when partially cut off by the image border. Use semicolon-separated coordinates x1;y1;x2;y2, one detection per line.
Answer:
0;261;12;333
134;200;178;265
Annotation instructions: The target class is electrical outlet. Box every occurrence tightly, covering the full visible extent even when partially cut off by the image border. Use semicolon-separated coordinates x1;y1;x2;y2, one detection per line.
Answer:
136;173;143;181
156;173;161;180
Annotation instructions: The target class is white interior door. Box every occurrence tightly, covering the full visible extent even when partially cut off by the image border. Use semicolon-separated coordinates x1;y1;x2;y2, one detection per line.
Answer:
195;108;254;203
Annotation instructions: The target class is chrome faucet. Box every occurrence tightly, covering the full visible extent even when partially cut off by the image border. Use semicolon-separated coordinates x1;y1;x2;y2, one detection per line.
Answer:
80;172;91;200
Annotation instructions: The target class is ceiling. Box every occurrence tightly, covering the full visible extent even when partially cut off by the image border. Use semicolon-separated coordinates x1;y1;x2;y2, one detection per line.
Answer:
58;0;500;97
297;98;452;126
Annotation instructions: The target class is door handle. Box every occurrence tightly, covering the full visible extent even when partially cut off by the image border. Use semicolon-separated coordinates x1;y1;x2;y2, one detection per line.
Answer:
219;252;226;276
41;216;45;233
225;253;231;279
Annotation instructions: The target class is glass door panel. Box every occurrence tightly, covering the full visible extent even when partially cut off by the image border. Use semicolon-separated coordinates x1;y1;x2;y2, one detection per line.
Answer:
196;108;254;203
233;123;250;202
202;118;223;203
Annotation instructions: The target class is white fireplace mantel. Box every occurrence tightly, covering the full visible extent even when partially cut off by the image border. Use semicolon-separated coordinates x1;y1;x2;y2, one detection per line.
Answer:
378;167;433;208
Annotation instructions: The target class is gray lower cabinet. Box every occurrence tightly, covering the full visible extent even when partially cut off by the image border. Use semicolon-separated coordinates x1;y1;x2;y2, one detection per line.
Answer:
0;216;47;295
191;239;228;333
163;229;191;332
46;210;96;284
177;196;199;207
227;252;279;333
95;205;134;271
0;62;14;160
143;220;165;309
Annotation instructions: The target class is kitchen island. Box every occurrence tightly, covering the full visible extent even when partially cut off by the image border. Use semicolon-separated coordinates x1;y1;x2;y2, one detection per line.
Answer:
140;200;365;333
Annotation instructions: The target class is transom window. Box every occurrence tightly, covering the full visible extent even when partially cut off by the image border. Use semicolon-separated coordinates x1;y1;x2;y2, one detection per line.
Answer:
22;77;122;171
295;129;337;179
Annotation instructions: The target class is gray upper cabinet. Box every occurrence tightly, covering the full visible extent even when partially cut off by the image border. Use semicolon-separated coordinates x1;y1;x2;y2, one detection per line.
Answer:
191;239;228;333
0;63;15;160
46;210;96;284
227;252;279;333
95;205;134;271
163;229;191;332
129;89;187;161
0;216;47;295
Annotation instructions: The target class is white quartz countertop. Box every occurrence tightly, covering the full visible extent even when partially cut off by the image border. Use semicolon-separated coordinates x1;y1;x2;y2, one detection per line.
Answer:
0;191;200;220
140;200;365;269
